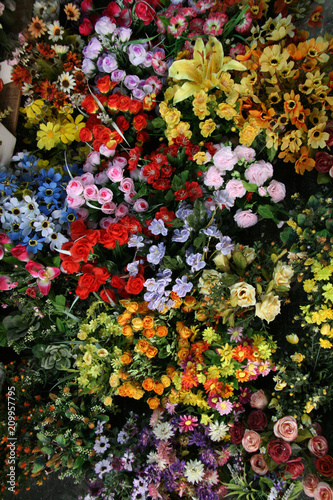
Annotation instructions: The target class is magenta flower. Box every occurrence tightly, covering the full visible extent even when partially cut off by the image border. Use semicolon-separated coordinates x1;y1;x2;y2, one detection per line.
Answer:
25;260;61;295
179;415;199;433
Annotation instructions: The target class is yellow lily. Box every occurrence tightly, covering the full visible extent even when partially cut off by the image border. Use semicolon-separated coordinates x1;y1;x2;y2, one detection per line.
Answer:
169;37;246;104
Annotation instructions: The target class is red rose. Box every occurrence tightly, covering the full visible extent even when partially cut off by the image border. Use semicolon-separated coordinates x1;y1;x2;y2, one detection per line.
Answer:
70;239;94;262
100;288;116;304
136;130;150;143
134;2;155;24
267;439;292;464
70;219;87;241
10;244;30;262
247;410;268;431
61;258;81;274
103;1;121;18
85;229;100;246
324;121;333;147
125;275;145;295
76;285;90;300
108;93;120;111
81;94;99;114
26;286;38;298
116;116;129;131
79;127;93;142
285;458;304;479
132;113;148;132
96;75;112;94
93;266;110;285
110;275;126;289
107;223;128;246
315;455;333;477
0;232;11;244
230;421;245;444
78;272;99;292
118;95;132;112
129;99;142;114
315;152;333;173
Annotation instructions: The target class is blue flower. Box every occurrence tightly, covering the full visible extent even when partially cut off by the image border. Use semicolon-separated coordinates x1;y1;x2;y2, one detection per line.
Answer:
0;173;17;196
37;182;63;204
59;207;77;225
147;242;165;265
216;236;234;255
172;228;191;243
37;167;62;185
186;252;206;273
149;219;168;236
172;275;193;298
22;233;45;254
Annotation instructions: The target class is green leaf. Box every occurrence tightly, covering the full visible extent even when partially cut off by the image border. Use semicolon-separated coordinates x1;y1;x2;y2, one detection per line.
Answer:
164;189;174;203
37;432;51;445
258;204;275;220
267;146;277;163
232;250;247;269
242;181;258;193
307;195;320;211
193;234;206;249
55;434;67;447
317;173;331;185
32;456;46;474
56;317;65;334
41;446;54;455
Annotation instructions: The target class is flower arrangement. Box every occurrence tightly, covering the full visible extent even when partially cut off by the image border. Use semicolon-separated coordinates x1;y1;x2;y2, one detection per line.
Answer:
1;0;333;498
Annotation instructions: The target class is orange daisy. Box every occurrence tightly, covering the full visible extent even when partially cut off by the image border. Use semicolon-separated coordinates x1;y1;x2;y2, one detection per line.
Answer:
28;16;46;38
64;3;81;21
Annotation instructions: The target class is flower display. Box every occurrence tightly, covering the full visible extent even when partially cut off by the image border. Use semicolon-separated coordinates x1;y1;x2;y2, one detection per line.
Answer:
1;0;333;498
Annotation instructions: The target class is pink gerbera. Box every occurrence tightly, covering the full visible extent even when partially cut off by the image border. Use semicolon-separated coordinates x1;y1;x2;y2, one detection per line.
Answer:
216;399;233;416
179;415;199;432
235;10;252;34
167;14;188;38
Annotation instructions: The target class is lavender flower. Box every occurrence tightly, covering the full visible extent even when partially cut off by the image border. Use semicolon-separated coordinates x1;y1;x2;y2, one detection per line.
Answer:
83;37;103;59
127;260;139;276
124;74;140;90
111;69;126;82
149;219;168;236
95;420;105;435
127;234;145;248
201;225;222;238
127;44;147;66
94;16;116;36
147;242;165;265
97;53;118;73
186;252;206;273
171;228;191;243
213;189;235;210
216;236;234;255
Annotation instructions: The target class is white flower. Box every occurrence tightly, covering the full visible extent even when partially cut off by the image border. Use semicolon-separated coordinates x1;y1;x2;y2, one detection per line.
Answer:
47;20;64;42
58;71;76;93
52;44;69;55
184;459;205;484
46;232;69;251
153;421;175;441
33;216;55;237
208;421;229;442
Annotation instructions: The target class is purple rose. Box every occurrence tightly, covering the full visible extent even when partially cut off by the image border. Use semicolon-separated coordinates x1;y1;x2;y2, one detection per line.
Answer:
111;69;126;82
127;44;147;65
83;37;103;59
97;53;118;73
124;75;140;90
132;88;146;100
82;58;96;77
115;27;132;42
94;16;116;35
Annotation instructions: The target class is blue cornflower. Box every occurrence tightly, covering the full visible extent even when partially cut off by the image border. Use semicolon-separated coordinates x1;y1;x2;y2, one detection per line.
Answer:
186;252;206;273
37;182;63;204
37;167;62;185
147;242;165;265
172;275;193;298
59;207;77;225
19;154;39;170
0;173;17;196
22;233;45;254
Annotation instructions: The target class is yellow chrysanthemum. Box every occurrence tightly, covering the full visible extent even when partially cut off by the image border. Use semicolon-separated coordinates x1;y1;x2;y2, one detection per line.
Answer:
37;121;61;150
199;118;216;138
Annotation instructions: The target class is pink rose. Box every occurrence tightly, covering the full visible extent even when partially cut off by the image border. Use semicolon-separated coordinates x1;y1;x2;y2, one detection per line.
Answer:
267;439;292;464
101;202;117;214
67;195;86;209
314;482;333;500
80;172;95;186
242;429;261;453
309;436;329;458
82;162;98;173
99;144;116;157
0;232;11;244
66;179;84;197
303;474;320;497
234;209;258;228
87;151;100;165
115;203;129;217
119;177;135;194
213;145;238;173
75;208;89;221
106;164;124;182
112;156;128;168
258;186;267;196
284;458;304;479
133;198;149;212
99;217;115;229
98;188;113;204
204;166;223;189
95;171;109;185
250;390;268;409
250;454;268;475
10;244;30;262
273;416;298;442
267;180;286;203
225;179;246;199
245;161;273;186
234;145;256;162
83;184;99;201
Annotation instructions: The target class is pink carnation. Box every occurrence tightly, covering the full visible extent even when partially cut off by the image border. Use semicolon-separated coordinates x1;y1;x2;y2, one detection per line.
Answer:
213;145;238;173
234;145;256;162
234;209;258;228
225;179;246;199
204;166;223;189
245;161;273;186
267;180;286;203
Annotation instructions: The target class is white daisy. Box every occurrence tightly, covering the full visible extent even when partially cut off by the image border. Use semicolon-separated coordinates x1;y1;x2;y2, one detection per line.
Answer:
21;196;40;218
33;216;55;237
58;71;76;93
152;421;175;441
208;420;229;442
184;459;205;484
47;20;64;42
52;44;69;55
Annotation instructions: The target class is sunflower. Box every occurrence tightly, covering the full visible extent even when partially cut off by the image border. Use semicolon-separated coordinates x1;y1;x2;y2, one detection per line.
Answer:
64;3;80;21
28;16;47;39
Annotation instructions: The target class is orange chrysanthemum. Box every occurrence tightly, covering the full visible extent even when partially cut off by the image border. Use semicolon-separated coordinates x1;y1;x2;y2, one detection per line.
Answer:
11;66;31;89
28;16;46;38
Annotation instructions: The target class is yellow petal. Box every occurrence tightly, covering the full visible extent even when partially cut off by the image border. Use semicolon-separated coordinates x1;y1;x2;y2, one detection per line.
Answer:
173;81;202;104
206;37;224;77
221;60;247;73
169;60;202;85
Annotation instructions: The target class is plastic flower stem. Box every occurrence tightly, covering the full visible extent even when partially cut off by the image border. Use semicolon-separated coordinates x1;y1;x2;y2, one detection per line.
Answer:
64;151;73;180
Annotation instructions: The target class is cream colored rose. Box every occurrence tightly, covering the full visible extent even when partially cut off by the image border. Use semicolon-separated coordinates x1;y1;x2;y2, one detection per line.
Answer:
198;269;222;295
213;252;231;271
273;261;294;288
241;245;256;265
255;293;281;323
229;282;256;308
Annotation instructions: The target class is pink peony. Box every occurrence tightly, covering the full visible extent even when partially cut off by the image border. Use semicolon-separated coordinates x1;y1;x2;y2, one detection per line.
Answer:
234;209;258;228
267;180;286;203
213;145;238;173
303;474;320;497
234;145;256;162
244;161;273;186
225;179;246;199
204;166;224;189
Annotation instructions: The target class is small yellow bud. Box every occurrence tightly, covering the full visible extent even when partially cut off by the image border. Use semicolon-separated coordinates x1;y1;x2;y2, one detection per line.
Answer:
286;334;299;344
